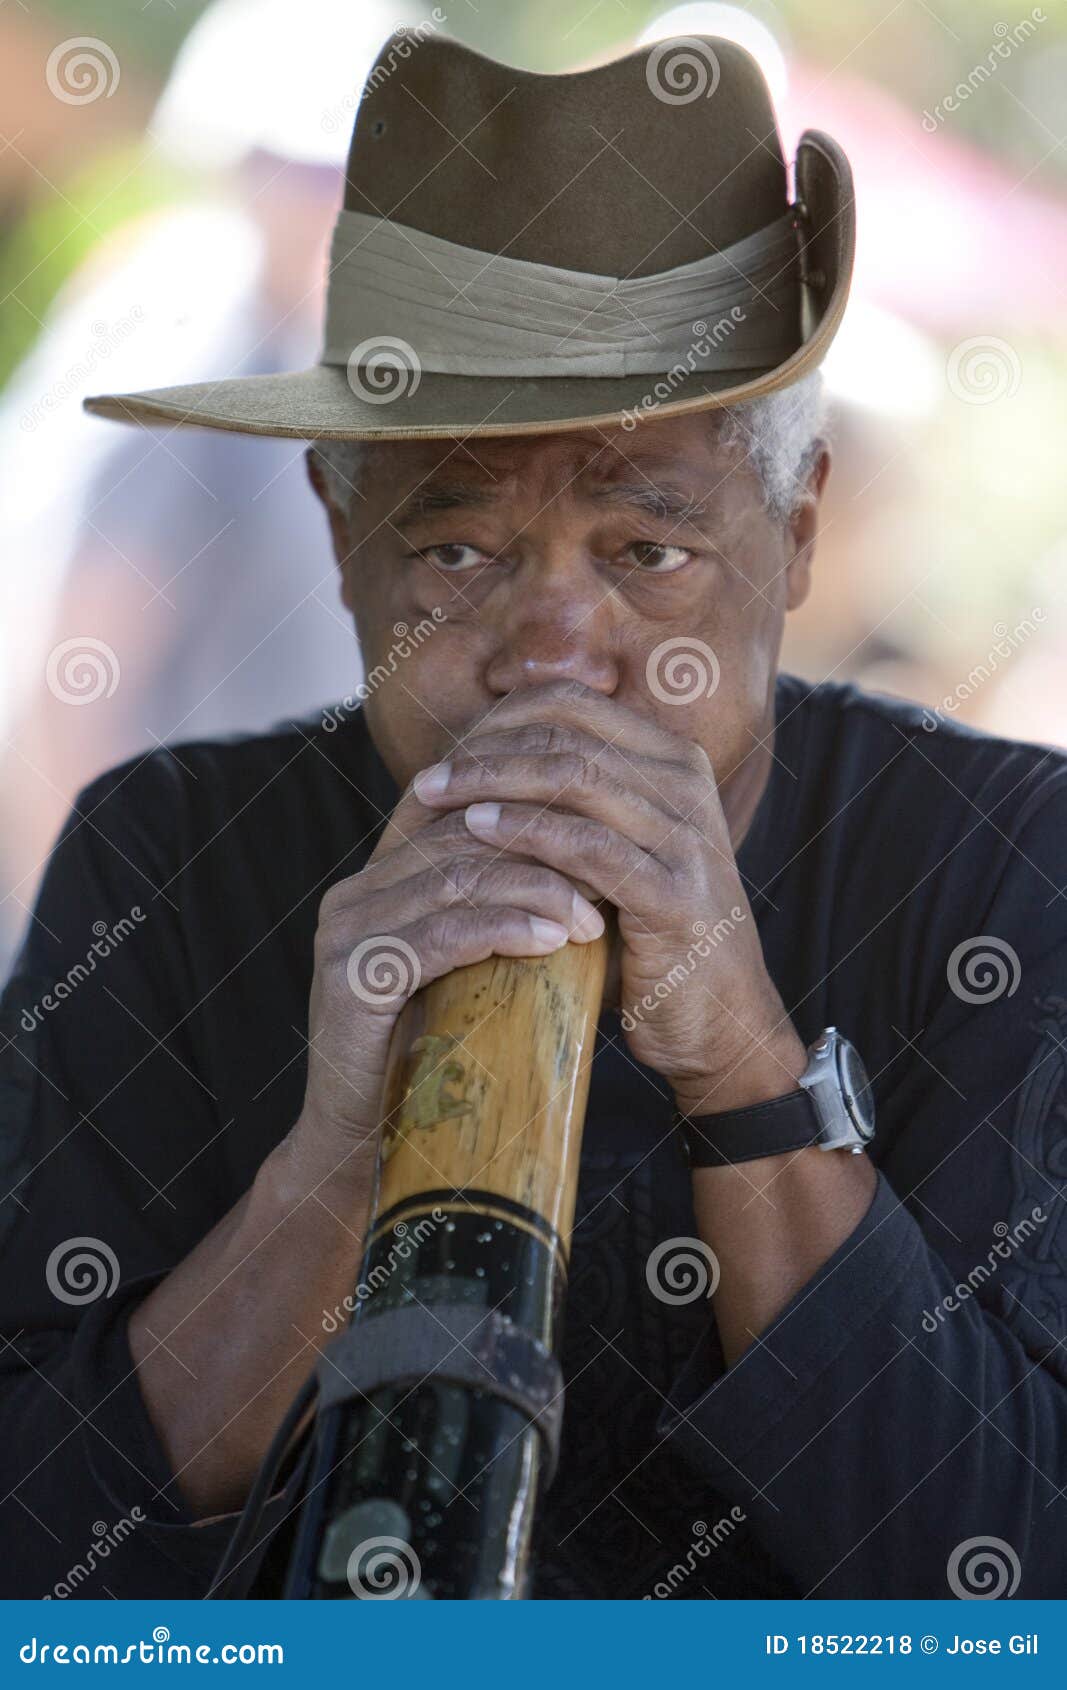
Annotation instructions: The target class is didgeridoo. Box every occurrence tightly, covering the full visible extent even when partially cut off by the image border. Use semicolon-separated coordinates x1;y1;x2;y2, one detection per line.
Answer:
286;926;610;1599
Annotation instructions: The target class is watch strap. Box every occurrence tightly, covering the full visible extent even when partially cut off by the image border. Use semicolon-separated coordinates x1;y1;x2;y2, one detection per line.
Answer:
676;1088;820;1168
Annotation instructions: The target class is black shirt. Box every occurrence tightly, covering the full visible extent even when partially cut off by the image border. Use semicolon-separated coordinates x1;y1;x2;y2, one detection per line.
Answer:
2;672;1066;1599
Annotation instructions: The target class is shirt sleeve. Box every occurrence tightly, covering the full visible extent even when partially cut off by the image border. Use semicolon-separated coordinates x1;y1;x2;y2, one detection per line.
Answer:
656;771;1067;1599
0;756;281;1597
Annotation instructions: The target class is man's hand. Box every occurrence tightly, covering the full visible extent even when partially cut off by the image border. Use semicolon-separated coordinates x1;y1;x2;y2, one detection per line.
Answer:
409;680;806;1116
127;758;604;1515
289;774;605;1185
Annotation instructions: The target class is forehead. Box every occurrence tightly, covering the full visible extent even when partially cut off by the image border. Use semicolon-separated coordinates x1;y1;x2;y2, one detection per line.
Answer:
364;411;743;498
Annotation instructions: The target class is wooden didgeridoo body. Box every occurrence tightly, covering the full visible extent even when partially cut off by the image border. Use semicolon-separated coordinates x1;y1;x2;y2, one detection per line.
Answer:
290;930;609;1600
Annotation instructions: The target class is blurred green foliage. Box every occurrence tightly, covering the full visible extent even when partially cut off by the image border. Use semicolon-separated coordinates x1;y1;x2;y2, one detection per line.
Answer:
33;0;214;76
0;148;191;387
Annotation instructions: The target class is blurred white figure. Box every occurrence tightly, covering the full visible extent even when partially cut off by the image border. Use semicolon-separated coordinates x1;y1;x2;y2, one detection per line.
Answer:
0;0;433;970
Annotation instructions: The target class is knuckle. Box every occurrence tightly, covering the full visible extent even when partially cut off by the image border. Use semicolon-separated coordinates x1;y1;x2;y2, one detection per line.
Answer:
558;811;608;858
318;877;352;923
314;904;351;963
583;818;618;860
438;854;484;905
555;751;595;791
316;950;362;1012
420;907;471;960
685;738;713;776
491;861;563;903
427;808;474;846
545;678;590;706
537;722;585;759
506;678;588;718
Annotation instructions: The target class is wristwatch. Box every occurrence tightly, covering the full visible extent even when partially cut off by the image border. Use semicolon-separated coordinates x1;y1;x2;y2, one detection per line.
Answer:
676;1028;876;1168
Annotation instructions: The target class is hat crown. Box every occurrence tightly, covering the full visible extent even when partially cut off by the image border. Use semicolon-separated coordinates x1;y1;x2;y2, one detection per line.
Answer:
344;32;786;277
83;31;854;441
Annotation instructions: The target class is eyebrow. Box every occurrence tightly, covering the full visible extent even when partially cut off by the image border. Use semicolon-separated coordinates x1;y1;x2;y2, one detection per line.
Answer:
392;483;500;524
391;473;709;529
587;481;707;522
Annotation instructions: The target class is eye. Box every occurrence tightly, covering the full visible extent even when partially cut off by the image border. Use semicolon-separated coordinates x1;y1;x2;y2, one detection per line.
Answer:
413;543;492;572
621;541;693;574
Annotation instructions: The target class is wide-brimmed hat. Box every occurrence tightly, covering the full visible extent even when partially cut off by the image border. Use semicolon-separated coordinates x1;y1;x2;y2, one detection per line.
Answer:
84;29;854;442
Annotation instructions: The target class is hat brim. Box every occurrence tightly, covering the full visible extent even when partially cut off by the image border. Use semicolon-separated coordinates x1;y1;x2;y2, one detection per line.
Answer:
84;132;853;443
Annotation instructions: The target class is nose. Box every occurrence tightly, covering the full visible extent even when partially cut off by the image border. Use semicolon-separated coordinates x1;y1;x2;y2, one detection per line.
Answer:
483;592;620;697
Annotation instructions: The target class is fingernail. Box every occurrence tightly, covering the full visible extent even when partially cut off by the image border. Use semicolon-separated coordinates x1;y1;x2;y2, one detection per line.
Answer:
529;918;570;949
413;762;451;800
465;801;501;833
570;896;605;942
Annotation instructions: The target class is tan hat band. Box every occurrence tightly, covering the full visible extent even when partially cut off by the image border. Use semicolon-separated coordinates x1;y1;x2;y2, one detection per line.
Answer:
322;207;802;379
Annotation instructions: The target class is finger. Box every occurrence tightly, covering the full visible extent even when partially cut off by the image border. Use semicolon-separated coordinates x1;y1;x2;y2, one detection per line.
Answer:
462;801;666;913
416;750;684;858
413;730;718;855
370;780;452;861
341;808;569;898
334;905;580;1018
443;719;706;787
325;851;606;945
459;680;692;760
400;906;581;989
417;727;710;822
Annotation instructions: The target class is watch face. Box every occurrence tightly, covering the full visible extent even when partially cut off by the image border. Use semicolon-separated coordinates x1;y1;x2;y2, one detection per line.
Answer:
837;1039;876;1139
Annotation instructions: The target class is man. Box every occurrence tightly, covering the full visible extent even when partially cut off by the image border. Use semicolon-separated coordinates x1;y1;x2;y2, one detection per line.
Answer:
1;30;1064;1601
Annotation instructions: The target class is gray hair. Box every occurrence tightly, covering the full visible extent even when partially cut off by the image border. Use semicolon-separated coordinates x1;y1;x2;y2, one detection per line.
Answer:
310;371;826;527
715;371;827;522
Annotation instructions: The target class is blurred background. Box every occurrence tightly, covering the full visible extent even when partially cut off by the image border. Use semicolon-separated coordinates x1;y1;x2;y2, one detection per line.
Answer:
0;0;1064;973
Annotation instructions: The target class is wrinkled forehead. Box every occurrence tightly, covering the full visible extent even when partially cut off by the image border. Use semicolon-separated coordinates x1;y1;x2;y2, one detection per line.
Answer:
362;412;750;509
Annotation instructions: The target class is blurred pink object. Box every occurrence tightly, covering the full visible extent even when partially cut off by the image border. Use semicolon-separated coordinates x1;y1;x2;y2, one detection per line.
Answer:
780;62;1067;332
